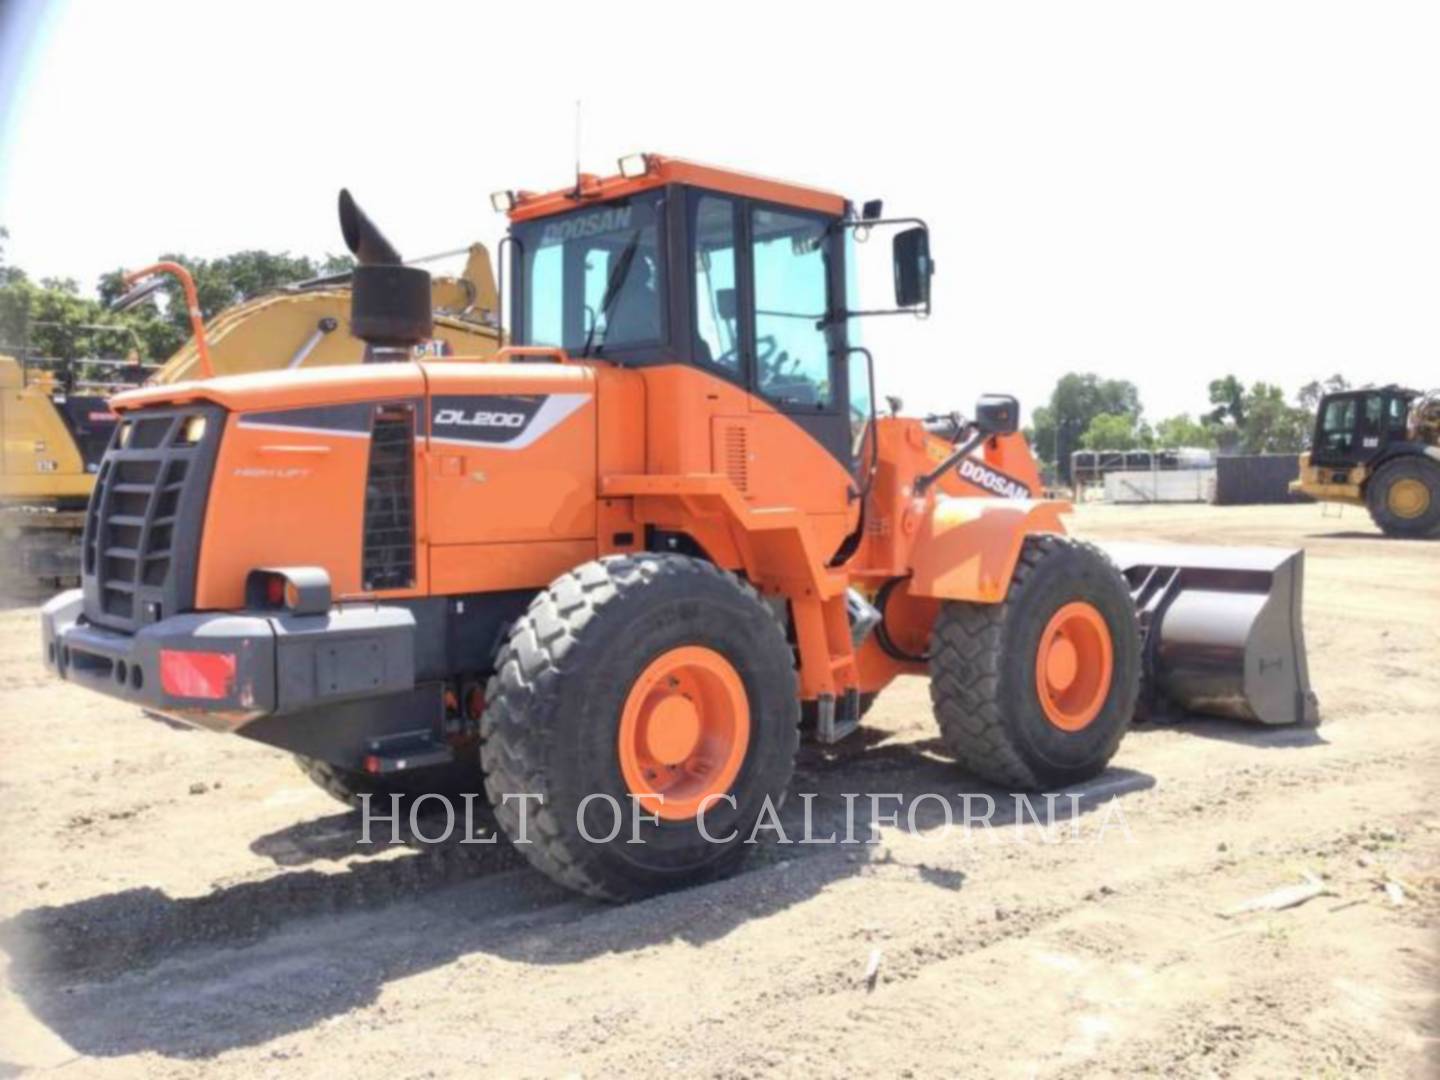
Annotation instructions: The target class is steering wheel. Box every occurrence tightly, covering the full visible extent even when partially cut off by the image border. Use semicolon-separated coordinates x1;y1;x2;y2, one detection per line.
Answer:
715;334;778;369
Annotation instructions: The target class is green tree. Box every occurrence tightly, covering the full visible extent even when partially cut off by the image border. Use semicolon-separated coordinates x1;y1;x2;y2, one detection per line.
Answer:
1207;375;1246;425
1;226;28;287
1033;373;1143;479
1153;413;1218;448
3;237;333;364
1029;404;1056;464
1297;374;1350;412
1240;382;1310;453
1080;412;1142;451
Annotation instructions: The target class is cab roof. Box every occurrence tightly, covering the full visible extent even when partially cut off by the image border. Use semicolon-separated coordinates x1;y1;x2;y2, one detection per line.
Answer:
506;154;849;223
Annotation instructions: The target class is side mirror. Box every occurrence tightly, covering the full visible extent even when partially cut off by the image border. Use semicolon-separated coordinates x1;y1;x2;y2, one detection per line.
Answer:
974;394;1019;436
110;276;168;313
893;226;932;309
716;287;737;321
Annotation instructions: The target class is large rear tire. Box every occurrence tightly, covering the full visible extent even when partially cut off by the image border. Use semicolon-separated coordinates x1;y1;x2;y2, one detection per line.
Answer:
1366;457;1440;538
480;554;800;900
928;535;1141;790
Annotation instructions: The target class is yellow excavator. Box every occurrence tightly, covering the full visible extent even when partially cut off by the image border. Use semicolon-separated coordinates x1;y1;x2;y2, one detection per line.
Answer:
0;346;153;587
2;246;502;588
143;244;502;383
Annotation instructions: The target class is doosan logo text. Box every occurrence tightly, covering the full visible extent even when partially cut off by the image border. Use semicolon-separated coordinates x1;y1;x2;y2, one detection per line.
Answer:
957;457;1030;500
539;207;634;246
433;409;528;429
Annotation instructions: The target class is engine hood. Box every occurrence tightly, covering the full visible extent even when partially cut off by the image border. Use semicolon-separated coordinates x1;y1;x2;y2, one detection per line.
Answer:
112;360;595;415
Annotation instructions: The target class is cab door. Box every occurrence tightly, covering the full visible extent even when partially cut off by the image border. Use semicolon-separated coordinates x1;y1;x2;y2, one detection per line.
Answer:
1313;393;1365;467
690;193;857;532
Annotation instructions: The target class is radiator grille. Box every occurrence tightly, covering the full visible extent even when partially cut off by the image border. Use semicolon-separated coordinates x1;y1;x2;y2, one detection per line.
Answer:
82;405;223;632
362;405;416;591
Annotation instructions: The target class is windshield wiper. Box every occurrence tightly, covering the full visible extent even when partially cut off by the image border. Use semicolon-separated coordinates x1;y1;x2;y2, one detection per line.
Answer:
580;231;641;358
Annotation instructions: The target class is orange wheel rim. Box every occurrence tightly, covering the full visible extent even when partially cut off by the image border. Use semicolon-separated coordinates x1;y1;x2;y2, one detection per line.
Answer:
1035;602;1114;732
618;646;751;821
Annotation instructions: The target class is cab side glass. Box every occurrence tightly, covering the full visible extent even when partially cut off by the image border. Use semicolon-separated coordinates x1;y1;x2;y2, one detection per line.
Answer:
752;207;831;409
693;196;741;375
1321;397;1357;455
846;349;873;456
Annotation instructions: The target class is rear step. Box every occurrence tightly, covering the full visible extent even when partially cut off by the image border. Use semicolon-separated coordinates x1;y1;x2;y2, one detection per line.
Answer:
1099;542;1320;727
362;731;455;775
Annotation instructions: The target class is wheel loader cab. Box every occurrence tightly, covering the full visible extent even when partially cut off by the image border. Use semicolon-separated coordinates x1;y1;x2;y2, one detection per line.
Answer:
1310;387;1416;469
505;160;909;474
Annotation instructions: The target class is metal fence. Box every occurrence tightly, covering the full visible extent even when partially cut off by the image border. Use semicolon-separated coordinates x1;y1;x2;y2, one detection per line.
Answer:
1212;454;1312;505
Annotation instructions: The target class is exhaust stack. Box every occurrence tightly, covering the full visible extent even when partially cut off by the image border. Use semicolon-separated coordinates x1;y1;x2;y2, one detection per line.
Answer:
338;189;432;361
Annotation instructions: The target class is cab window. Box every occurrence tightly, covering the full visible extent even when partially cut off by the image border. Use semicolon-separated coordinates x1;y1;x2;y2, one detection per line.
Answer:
514;193;665;355
1386;395;1410;432
1364;395;1383;428
1321;397;1357;454
693;195;741;376
751;207;832;409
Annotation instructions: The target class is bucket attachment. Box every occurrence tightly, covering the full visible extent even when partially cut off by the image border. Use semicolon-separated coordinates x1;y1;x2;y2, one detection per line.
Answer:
1098;543;1319;727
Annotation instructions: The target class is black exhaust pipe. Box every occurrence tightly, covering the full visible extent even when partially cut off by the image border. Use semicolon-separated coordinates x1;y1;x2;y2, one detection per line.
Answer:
337;189;432;361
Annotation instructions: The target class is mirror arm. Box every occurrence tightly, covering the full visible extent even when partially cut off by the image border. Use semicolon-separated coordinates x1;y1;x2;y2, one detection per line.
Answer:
832;215;934;320
914;427;988;495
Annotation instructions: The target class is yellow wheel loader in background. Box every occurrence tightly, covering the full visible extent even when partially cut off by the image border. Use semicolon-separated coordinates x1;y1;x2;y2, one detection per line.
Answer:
1290;385;1440;538
2;247;502;588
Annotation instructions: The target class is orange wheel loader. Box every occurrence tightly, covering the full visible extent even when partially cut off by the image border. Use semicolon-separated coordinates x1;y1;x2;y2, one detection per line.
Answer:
41;156;1317;900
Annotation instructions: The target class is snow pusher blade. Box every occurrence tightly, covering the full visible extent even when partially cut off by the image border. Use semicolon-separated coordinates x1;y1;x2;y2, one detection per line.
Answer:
1098;543;1319;727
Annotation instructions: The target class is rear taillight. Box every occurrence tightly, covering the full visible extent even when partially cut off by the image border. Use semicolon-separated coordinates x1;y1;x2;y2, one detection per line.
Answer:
159;650;236;700
245;567;332;616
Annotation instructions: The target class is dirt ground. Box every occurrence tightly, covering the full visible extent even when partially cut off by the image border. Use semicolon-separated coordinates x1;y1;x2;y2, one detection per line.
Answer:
0;503;1436;1078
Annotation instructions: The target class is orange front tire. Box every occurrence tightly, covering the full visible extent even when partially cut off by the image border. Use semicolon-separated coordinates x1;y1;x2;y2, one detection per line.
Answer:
928;536;1141;790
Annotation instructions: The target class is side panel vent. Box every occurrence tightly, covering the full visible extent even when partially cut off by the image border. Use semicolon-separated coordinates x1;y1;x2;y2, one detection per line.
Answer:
714;419;751;495
362;405;416;591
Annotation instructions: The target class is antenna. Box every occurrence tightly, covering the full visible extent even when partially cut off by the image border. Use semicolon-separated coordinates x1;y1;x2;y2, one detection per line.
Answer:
573;99;583;194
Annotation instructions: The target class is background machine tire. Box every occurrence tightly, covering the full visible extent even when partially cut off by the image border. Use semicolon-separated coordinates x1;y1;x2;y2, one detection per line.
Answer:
480;554;801;901
1366;457;1440;539
928;535;1141;790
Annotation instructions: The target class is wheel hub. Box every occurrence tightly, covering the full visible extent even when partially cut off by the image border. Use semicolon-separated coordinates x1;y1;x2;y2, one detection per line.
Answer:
644;694;702;764
1035;602;1114;733
618;646;751;820
1044;635;1080;691
1389;477;1430;519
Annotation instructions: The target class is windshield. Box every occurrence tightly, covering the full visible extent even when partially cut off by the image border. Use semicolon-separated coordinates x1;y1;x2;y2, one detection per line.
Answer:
512;193;665;355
